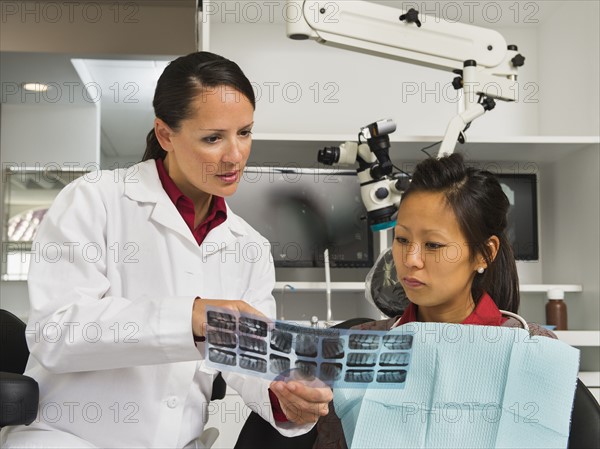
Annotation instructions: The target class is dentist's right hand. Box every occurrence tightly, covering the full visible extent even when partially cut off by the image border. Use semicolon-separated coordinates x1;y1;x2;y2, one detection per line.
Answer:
192;297;268;338
269;380;333;425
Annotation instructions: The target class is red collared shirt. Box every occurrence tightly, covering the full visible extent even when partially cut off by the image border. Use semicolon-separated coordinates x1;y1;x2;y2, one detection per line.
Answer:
155;159;227;245
394;292;508;327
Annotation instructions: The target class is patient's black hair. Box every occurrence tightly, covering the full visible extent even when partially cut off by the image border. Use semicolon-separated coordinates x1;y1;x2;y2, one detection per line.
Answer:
401;153;519;313
142;51;255;161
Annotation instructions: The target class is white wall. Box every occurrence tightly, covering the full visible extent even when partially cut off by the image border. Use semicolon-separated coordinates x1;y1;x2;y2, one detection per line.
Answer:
0;281;29;321
0;103;100;168
538;1;600;136
211;22;539;138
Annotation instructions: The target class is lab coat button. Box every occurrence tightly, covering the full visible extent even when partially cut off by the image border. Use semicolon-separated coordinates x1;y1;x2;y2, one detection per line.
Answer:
167;397;178;408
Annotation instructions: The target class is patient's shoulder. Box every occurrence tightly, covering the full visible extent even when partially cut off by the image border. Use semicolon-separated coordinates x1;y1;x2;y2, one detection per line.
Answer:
502;318;558;339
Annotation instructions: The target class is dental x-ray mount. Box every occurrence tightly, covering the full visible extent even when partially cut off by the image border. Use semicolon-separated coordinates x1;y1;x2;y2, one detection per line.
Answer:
287;0;526;231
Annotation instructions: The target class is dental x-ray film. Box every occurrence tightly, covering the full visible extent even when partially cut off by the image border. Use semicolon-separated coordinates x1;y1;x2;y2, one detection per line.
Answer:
204;307;414;388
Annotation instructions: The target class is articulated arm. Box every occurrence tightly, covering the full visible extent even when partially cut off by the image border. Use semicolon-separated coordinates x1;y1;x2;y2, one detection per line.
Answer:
286;0;525;155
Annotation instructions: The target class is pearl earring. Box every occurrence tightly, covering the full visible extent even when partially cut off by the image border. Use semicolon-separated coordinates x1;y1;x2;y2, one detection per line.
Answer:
477;267;485;274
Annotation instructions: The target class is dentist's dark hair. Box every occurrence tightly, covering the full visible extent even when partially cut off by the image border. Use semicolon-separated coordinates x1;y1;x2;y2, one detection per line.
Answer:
400;153;520;313
142;51;256;161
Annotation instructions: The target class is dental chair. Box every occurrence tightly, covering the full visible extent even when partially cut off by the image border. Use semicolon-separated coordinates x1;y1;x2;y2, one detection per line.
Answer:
569;379;600;448
0;309;39;428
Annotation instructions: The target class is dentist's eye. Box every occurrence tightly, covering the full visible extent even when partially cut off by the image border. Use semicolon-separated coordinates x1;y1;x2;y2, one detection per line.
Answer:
240;129;253;138
203;135;221;144
425;242;444;250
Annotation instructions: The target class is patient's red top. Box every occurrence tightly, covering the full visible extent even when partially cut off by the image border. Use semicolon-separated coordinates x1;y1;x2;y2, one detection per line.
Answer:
394;292;509;328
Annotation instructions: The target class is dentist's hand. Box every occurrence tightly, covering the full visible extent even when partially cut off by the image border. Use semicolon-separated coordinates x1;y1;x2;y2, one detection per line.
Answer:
269;380;333;425
192;298;267;338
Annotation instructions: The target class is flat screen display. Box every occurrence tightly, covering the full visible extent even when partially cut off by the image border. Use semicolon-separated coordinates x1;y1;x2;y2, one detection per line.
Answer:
497;173;539;261
226;166;373;268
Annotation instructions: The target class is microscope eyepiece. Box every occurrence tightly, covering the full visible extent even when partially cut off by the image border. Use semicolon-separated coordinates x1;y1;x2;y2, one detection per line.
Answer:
318;147;340;165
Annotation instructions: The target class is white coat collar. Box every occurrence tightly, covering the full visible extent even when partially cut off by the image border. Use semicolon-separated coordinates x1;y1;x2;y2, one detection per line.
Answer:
123;160;247;253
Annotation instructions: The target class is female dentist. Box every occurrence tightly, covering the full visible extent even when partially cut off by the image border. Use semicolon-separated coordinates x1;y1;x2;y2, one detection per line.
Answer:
1;52;332;448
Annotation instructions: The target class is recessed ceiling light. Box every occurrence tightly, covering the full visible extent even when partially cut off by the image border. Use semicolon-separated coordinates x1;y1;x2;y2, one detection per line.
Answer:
23;83;49;92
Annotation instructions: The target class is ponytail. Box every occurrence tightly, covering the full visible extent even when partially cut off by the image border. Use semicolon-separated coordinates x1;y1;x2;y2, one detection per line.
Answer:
142;128;166;162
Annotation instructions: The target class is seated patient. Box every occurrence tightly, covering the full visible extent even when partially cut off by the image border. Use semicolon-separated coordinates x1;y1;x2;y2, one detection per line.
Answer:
313;153;555;449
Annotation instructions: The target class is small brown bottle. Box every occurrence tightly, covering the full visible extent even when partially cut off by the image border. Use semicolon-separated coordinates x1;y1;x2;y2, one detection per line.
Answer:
545;288;568;330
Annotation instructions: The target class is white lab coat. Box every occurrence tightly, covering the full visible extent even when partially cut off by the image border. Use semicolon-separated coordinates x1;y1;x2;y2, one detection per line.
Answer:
1;160;310;448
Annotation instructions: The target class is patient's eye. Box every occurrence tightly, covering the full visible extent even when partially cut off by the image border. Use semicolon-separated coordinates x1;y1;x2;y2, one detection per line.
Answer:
395;237;409;245
425;242;444;250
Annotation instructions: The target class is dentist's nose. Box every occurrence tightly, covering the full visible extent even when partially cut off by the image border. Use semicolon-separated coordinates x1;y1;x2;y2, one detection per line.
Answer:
223;138;243;165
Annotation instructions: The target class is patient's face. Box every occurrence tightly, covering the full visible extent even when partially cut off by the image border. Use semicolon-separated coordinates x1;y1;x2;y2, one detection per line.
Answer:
392;191;480;322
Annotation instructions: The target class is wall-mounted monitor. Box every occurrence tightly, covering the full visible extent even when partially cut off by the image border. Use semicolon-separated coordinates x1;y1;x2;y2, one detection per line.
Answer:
497;173;539;261
227;166;373;268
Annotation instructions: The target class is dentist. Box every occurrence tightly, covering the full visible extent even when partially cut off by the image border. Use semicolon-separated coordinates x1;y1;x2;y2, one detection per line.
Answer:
2;52;332;448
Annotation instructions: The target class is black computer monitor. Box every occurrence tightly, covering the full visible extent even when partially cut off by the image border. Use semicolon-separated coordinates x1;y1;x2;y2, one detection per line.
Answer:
226;166;373;268
497;173;539;261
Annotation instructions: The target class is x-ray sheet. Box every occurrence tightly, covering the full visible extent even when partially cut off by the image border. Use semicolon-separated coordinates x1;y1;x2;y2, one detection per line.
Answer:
204;307;414;388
